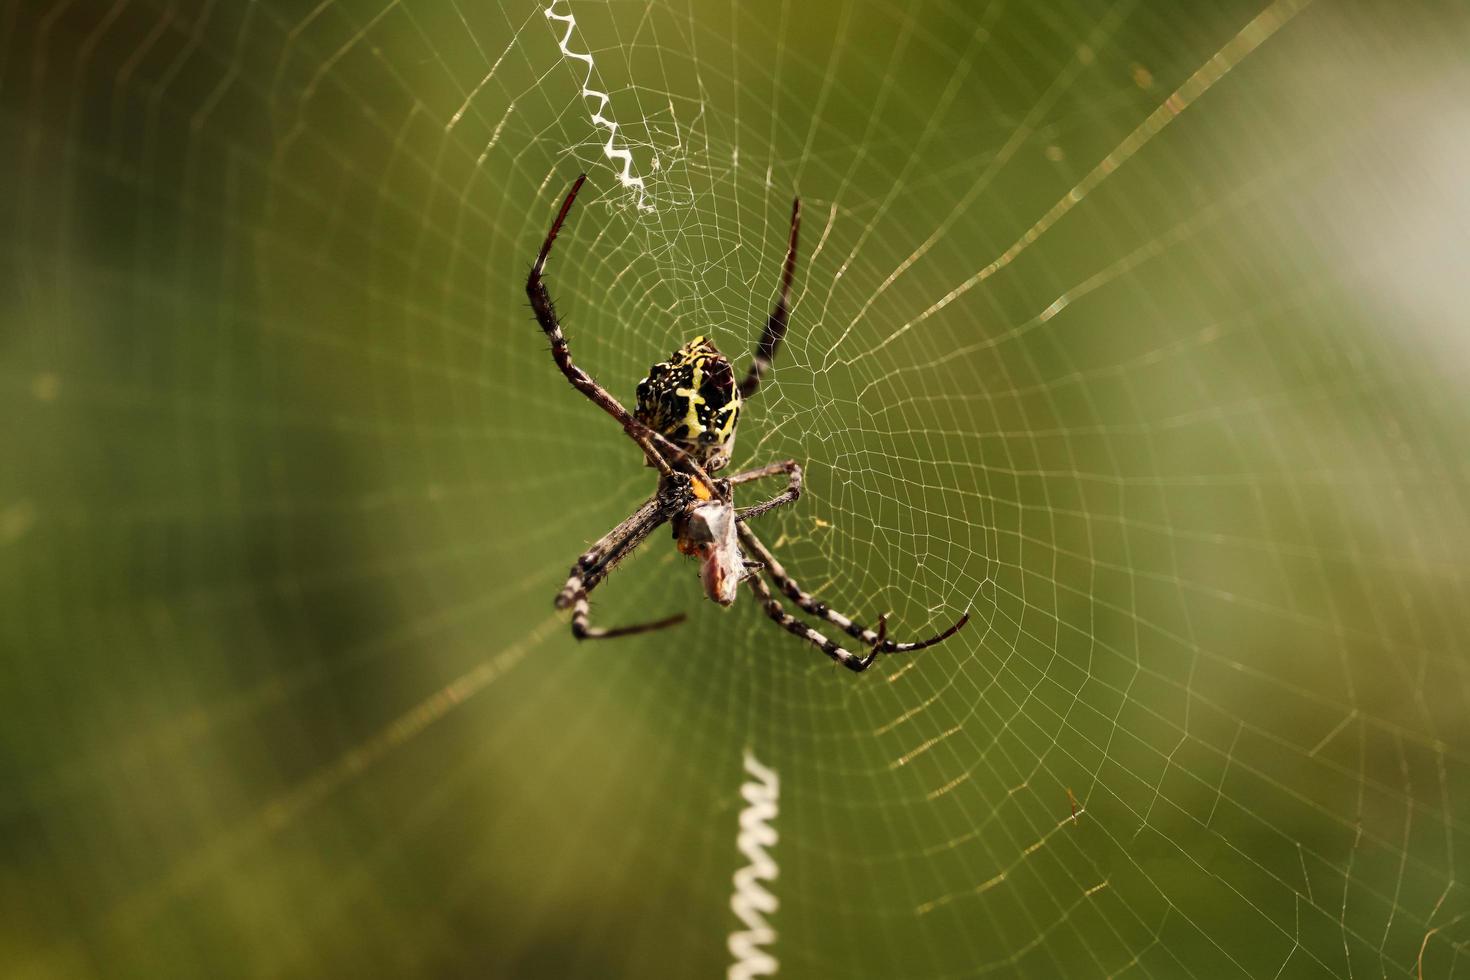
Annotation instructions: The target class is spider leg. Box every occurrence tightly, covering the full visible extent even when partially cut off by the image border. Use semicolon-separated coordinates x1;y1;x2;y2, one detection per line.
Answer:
555;493;686;640
738;524;970;654
728;459;803;522
556;495;665;606
568;590;685;640
743;571;882;673
528;174;686;483
738;197;801;399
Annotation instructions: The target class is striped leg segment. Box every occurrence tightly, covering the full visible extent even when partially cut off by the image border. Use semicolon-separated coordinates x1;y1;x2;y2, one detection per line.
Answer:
744;571;882;673
556;495;666;608
738;197;801;399
739;525;971;654
555;494;685;640
729;459;803;523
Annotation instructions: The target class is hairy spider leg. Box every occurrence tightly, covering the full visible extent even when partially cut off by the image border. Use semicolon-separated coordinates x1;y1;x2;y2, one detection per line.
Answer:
742;572;887;672
727;459;803;523
527;175;669;478
738;524;971;655
528;173;717;496
726;460;968;654
739;197;801;399
556;494;687;639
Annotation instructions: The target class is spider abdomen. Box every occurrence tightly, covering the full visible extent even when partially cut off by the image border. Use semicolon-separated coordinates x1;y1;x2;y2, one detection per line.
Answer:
635;336;741;471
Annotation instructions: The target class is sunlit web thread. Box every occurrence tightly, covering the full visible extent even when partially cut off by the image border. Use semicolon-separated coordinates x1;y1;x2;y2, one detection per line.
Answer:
857;0;1314;360
543;0;655;213
728;750;780;980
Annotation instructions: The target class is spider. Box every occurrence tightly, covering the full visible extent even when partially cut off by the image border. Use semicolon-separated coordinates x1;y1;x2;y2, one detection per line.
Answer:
528;174;969;672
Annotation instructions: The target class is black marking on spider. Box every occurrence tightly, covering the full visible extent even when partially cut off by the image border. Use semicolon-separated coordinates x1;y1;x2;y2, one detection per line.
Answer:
635;335;742;472
526;174;969;672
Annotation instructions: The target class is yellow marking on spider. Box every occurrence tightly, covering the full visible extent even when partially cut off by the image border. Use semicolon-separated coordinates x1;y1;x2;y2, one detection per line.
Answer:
675;362;707;439
691;478;713;501
714;401;739;443
676;397;703;436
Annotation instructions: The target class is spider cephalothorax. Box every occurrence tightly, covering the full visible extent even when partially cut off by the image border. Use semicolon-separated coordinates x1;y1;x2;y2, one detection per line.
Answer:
527;174;969;672
635;336;741;472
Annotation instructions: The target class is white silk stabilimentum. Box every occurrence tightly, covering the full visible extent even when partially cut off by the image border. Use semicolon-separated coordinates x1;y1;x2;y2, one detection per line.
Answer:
543;1;655;212
728;751;780;980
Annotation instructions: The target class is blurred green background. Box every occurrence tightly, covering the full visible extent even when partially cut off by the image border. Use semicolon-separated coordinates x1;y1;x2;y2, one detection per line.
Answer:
3;0;1469;977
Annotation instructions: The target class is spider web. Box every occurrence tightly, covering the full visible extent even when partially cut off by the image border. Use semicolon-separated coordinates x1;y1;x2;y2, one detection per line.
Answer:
3;0;1469;977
